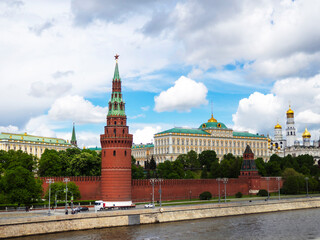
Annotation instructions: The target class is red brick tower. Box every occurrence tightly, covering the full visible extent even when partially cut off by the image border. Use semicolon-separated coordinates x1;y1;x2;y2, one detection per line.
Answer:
100;55;133;204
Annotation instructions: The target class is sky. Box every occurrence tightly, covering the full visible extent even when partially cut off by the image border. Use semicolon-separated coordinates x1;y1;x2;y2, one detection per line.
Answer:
1;0;320;148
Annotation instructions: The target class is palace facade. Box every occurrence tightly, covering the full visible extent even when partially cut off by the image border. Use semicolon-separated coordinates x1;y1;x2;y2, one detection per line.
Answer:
153;114;269;163
0;131;75;158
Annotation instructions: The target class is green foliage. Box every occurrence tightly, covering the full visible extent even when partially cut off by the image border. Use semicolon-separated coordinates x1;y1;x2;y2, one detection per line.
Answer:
255;154;319;179
257;189;268;197
0;166;42;204
149;156;156;170
0;150;42;204
44;182;81;201
199;191;212;200
199;150;217;171
235;192;243;198
201;169;208;179
38;149;101;177
132;164;145;179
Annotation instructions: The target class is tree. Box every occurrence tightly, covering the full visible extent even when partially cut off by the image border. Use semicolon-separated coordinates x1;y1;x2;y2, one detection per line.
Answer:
149;156;156;170
38;149;62;177
199;150;217;171
210;160;221;178
68;152;101;176
132;164;145;179
44;182;81;201
186;150;200;170
255;158;267;176
0;166;42;204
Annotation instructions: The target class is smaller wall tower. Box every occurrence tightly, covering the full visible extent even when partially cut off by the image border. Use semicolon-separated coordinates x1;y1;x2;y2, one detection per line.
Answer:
286;105;296;147
240;145;259;177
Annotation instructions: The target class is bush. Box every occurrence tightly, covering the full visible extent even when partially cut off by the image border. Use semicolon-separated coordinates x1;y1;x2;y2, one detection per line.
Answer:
235;192;243;198
199;191;212;200
257;189;268;197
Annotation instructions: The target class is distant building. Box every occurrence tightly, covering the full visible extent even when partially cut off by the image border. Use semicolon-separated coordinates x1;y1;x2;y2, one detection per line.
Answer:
131;143;154;166
153;114;269;163
270;106;320;162
0;132;73;158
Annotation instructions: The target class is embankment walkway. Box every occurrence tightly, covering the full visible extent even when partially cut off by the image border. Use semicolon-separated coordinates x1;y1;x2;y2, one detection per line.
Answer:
1;198;320;239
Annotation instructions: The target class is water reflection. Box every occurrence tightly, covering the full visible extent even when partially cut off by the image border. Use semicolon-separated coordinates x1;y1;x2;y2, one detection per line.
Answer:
20;208;320;240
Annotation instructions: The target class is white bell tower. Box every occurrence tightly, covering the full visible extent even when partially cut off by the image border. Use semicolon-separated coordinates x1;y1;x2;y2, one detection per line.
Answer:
286;105;296;147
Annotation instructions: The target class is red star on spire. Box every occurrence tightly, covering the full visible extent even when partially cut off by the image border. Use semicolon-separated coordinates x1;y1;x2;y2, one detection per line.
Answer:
114;54;119;61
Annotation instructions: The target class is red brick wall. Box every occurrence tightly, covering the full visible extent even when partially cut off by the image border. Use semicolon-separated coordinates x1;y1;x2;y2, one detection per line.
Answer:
41;176;101;200
41;177;283;201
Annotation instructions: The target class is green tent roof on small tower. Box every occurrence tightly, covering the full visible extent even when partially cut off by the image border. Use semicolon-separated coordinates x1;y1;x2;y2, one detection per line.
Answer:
71;122;77;146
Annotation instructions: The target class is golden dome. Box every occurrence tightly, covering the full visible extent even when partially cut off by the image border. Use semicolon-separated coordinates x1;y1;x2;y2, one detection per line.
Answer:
302;128;311;138
286;105;294;117
208;114;217;123
274;123;282;129
268;138;271;142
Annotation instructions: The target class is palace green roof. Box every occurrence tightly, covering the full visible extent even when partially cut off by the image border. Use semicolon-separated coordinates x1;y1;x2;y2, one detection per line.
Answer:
199;121;228;129
233;131;267;139
132;144;154;149
88;147;102;151
0;132;71;145
155;128;210;135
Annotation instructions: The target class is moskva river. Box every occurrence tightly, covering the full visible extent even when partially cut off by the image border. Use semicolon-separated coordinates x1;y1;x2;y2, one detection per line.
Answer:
20;208;320;240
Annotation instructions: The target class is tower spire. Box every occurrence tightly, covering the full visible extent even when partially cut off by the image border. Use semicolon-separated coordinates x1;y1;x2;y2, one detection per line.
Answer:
108;55;125;117
71;122;77;146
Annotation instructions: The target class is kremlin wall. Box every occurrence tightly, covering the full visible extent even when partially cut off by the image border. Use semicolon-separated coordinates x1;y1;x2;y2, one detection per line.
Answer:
39;57;284;202
41;176;282;202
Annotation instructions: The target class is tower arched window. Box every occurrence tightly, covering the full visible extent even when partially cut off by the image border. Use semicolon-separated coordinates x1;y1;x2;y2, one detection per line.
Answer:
114;102;118;110
123;129;125;134
114;129;116;135
125;150;127;156
114;121;117;125
113;150;116;156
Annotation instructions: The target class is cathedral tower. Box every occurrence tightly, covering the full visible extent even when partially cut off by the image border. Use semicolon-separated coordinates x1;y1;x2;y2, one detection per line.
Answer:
100;55;133;203
302;128;311;147
286;105;296;147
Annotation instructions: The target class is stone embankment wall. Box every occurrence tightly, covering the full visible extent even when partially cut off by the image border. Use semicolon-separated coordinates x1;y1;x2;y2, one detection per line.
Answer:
40;177;282;201
1;198;319;239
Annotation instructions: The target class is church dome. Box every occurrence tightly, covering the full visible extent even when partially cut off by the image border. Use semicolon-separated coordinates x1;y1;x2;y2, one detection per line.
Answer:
286;106;294;118
208;114;217;123
302;128;311;138
274;123;282;129
199;115;227;129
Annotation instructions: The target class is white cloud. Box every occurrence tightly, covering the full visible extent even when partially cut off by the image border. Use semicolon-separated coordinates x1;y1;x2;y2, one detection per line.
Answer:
296;110;320;124
141;106;150;111
232;92;283;134
48;95;107;124
132;126;162;145
233;75;320;138
0;125;20;133
154;76;208;112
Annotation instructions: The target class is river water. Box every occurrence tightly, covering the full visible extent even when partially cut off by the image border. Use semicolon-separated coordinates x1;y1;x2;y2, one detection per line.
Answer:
20;208;320;240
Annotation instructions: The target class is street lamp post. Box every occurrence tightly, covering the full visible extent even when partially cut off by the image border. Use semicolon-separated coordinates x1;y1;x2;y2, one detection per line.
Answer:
63;178;70;212
276;177;281;200
222;178;228;203
305;177;309;197
158;179;163;207
150;179;155;208
189;190;192;201
266;177;270;200
216;178;221;203
55;190;62;209
46;178;54;216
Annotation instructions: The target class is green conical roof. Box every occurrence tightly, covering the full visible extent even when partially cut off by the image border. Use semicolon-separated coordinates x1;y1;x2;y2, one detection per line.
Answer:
113;62;120;80
71;123;76;142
